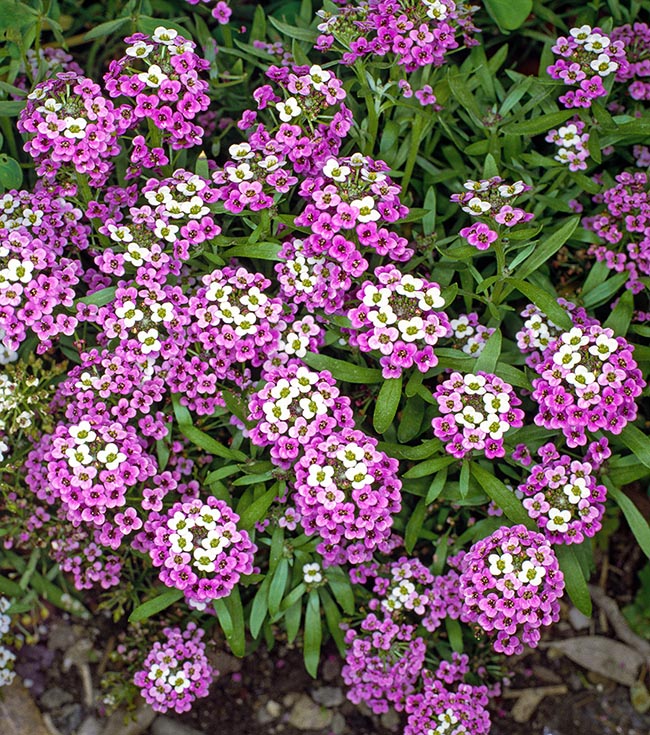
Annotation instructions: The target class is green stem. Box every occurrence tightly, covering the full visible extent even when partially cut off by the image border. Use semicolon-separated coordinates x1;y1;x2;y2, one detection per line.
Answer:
491;238;506;304
401;114;424;194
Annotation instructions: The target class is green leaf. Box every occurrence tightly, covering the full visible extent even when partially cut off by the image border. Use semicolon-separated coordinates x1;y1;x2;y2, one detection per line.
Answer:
581;272;629;308
129;588;184;623
506;278;573;330
556;544;592;617
268;15;318;42
474;328;502;373
302;353;382;384
319;588;345;655
405;498;427;553
237;483;279;530
137;16;189;39
249;575;271;638
397;396;424;443
425;468;448;504
619;424;650;470
484;0;532;30
470;463;532;526
83;16;129;40
268;558;289;618
513;217;579;281
0;154;22;190
403;455;456;480
220;242;282;261
218;589;247;657
285;599;302;643
77;287;116;307
0;100;26;117
0;575;21;597
304;590;322;677
503;109;576;136
606;478;650;559
445;617;464;652
326;567;355;615
603;290;634;336
373;376;403;435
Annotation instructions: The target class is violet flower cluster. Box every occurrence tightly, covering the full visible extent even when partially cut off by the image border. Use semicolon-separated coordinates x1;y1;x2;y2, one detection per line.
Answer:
347;266;450;378
141;497;256;606
133;623;216;713
448;312;494;357
451;177;533;250
291;428;402;565
519;442;608;545
583;171;650;293
432;371;524;459
547;25;627;108
611;23;650;101
531;325;645;446
458;525;565;655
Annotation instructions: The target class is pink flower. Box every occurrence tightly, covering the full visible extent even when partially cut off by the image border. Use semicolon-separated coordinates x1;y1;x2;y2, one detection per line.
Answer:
459;222;498;250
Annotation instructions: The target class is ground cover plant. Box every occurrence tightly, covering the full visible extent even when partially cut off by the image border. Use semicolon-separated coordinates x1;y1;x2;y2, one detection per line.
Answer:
0;0;650;732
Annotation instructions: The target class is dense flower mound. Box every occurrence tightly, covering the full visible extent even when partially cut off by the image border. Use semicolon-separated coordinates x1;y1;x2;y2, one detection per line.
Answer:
531;325;645;446
103;27;211;163
452;176;533;250
369;556;463;632
547;25;627;108
515;301;598;368
17;73;127;186
247;363;354;467
41;413;157;528
144;497;256;604
545;118;590;171
275;237;355;314
294;153;412;262
404;656;491;735
611;22;650;100
583;171;650;293
520;442;608;545
315;0;479;76
342;610;427;714
458;524;565;655
347;266;450;378
448;313;494;357
292;428;402;565
431;372;524;459
134;623;216;713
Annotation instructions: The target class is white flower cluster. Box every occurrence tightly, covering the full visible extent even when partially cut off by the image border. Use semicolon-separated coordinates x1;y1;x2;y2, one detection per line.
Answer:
0;598;15;688
204;281;271;339
322;153;387;223
427;709;467;735
547;122;590;171
0;373;32;435
570;25;619;76
449;314;494;357
167;504;242;573
65;420;126;470
276;316;320;359
262;366;328;425
113;298;174;354
552;327;619;388
0;328;18;366
487;552;546;586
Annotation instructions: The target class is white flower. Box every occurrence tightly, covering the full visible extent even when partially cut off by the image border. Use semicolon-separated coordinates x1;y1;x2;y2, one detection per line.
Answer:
553;344;581;369
557;124;581;147
176;175;206;196
395;274;424;297
461;197;491;215
180;195;209;219
563;478;590;503
517;560;546;586
345;462;372;489
566;364;596;387
275;97;301;122
65;444;92;468
463;374;486;394
107;224;133;243
96;442;126;470
322;158;351;181
308;65;331;89
569;25;593;44
584;33;610;53
154;219;179;242
419;287;445;310
498;181;525;197
149;302;174;323
137;328;162;354
303;562;323;584
336;443;365;468
488;552;514;576
126;41;154;58
463;179;490;192
456;405;484;428
590;53;618;76
226;163;254;183
588;333;618;360
362;285;391;309
152;26;178;44
359;168;387;184
398;316;424;342
423;0;448;20
479;417;510;440
257;155;282;172
228;142;254;160
546;508;572;533
561;327;589;349
348;152;366;167
137;64;168;88
145;186;174;207
351;196;379;223
299;393;327;419
115;301;144;328
69;420;97;445
3;259;34;284
63;117;87;139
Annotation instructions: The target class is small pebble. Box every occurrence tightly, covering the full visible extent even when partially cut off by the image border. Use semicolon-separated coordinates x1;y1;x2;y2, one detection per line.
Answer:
151;715;204;735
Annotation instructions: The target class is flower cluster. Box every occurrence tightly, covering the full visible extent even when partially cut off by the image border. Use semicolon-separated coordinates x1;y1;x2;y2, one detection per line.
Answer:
144;497;256;605
448;313;494;357
315;0;479;76
18;73;127;186
342;611;427;714
515;300;597;368
133;623;216;714
294;153;412;263
451;177;533;250
531;325;645;446
0;598;15;688
104;28;210;161
292;428;402;565
611;23;650;100
347;266;450;378
404;656;491;735
519;442;607;544
545;119;590;171
432;372;524;459
583;171;650;293
247;364;354;467
458;525;565;655
547;25;627;108
184;0;231;24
